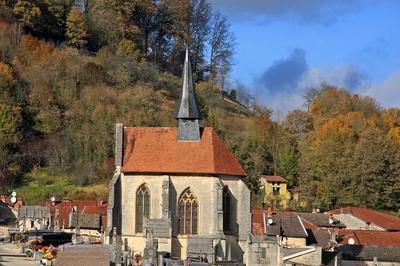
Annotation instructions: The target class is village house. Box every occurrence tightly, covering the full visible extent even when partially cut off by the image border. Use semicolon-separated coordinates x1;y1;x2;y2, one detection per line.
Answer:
47;199;107;242
260;175;291;209
18;205;51;231
337;230;400;265
251;208;328;265
107;48;251;264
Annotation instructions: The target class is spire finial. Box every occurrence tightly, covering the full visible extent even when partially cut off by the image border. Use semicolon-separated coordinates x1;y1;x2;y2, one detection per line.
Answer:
176;46;201;141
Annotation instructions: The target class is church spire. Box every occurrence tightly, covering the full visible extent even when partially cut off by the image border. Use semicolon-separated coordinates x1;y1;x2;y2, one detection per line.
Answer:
176;47;201;141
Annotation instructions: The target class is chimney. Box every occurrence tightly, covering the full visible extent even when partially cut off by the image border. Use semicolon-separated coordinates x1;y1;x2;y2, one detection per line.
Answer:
312;208;317;214
97;198;104;206
15;197;23;209
267;207;273;216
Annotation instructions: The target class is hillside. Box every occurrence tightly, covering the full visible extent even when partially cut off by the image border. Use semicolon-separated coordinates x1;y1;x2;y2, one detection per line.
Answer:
1;2;400;211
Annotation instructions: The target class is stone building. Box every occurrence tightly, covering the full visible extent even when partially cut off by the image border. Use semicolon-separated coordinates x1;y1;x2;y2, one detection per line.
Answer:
260;175;291;209
251;209;326;265
18;205;51;231
107;48;251;263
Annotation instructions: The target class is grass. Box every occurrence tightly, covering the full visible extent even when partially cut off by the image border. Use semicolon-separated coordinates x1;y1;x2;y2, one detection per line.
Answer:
13;167;109;205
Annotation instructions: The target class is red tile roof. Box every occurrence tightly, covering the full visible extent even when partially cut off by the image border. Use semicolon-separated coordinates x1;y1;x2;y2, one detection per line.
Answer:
252;209;265;235
48;200;107;229
121;127;247;176
338;230;400;247
261;175;288;183
327;207;400;231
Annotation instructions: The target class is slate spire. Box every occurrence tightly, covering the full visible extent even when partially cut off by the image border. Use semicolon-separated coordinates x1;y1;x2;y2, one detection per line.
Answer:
176;47;201;141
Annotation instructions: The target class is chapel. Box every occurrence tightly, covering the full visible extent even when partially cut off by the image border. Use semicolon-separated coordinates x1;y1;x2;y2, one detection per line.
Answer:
107;48;251;263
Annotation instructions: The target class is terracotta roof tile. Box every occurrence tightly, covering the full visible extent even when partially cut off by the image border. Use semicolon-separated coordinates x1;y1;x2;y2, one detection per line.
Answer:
261;175;288;183
328;207;400;231
121;127;246;176
48;201;107;229
338;230;400;247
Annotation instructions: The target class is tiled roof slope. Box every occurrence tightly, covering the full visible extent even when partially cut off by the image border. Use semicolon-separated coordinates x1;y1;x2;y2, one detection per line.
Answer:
252;209;308;238
121;127;247;176
299;213;346;228
338;230;400;247
48;200;107;229
328;207;400;231
261;175;288;183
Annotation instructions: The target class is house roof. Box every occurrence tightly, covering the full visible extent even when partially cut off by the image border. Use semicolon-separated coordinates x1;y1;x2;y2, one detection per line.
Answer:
18;206;49;219
261;175;288;183
338;230;400;262
48;200;107;229
252;209;308;238
341;246;400;262
338;230;400;247
327;207;400;231
306;229;333;248
121;127;247;176
298;212;346;228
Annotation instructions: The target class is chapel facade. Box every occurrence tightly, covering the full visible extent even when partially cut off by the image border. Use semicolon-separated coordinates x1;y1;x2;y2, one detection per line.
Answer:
107;48;251;263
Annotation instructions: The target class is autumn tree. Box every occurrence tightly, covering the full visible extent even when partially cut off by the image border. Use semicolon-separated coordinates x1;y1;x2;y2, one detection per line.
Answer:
209;12;235;89
66;7;88;48
13;0;71;41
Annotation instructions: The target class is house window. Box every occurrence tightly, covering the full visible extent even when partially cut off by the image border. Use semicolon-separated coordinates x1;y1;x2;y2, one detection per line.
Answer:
223;186;231;233
261;247;266;258
178;188;198;235
273;186;280;195
136;184;150;233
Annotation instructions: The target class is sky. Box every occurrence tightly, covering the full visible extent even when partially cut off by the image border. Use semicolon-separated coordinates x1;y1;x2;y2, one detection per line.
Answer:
210;0;400;116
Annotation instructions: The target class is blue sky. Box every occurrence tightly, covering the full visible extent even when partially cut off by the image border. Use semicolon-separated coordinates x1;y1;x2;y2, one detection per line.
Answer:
211;0;400;115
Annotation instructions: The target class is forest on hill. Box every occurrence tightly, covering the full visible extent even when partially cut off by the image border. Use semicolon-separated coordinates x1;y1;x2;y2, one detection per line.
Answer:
0;1;399;211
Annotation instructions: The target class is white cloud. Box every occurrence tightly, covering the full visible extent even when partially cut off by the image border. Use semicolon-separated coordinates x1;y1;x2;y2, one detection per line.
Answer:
362;71;400;108
298;65;369;91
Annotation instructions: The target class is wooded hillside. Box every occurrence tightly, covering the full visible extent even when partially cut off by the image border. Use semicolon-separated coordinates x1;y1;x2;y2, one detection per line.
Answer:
0;1;399;211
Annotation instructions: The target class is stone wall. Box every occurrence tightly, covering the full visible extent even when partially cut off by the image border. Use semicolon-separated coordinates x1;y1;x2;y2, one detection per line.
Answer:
285;247;322;265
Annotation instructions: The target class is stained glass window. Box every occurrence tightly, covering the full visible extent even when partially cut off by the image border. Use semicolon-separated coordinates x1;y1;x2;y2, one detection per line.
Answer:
178;188;199;235
223;186;231;233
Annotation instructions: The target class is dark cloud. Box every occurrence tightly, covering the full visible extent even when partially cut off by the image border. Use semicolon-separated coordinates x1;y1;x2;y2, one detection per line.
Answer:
211;0;365;24
258;48;308;93
253;50;369;115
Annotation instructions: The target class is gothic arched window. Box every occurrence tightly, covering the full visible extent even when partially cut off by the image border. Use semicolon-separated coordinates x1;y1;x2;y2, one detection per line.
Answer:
223;186;231;233
178;188;198;235
136;184;150;233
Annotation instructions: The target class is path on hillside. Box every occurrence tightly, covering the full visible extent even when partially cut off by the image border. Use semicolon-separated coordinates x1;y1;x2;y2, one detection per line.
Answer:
0;242;37;266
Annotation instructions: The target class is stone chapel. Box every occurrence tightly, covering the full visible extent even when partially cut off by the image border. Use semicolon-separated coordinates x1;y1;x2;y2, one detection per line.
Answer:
107;48;251;263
